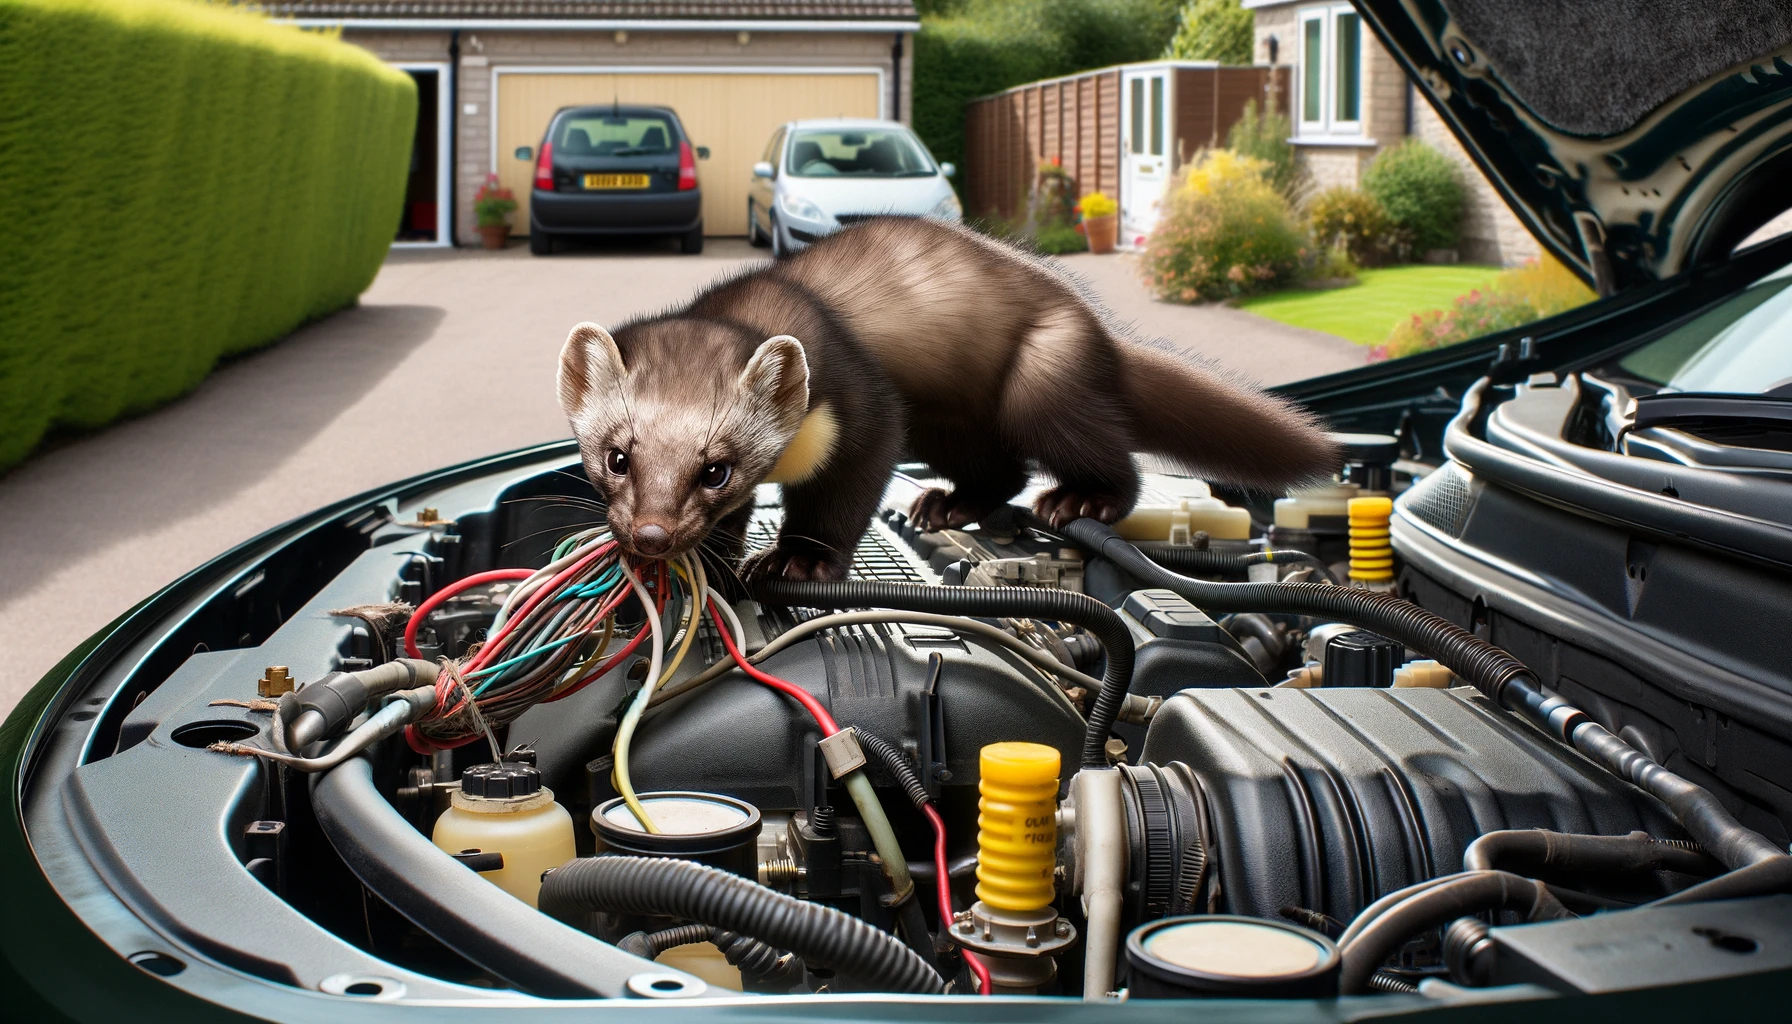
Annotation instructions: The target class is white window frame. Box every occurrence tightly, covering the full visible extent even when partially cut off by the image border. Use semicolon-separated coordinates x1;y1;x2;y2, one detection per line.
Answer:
1295;5;1365;140
389;61;452;248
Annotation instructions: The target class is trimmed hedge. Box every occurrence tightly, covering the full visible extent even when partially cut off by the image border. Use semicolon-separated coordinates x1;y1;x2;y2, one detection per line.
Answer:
0;0;415;471
913;0;1179;199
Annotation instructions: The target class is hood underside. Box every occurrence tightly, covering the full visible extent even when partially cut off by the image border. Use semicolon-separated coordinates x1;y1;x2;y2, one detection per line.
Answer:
1360;0;1792;291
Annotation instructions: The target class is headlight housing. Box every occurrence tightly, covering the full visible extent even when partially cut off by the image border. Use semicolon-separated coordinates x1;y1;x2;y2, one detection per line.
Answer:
779;193;826;222
930;192;963;220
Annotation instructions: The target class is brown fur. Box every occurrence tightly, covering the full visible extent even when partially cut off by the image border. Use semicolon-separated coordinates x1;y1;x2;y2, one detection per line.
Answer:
558;217;1339;581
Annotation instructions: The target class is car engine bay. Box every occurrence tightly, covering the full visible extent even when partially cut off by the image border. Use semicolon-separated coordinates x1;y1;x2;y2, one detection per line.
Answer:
22;370;1792;1013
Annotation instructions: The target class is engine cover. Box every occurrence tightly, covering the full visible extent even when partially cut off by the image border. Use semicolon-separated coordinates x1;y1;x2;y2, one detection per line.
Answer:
1139;685;1683;925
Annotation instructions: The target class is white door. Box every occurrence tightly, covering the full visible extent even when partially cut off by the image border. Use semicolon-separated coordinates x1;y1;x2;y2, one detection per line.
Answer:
1120;68;1171;248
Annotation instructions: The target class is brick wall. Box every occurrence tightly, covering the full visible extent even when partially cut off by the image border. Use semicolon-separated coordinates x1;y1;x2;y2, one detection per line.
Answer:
344;28;908;245
1411;99;1540;266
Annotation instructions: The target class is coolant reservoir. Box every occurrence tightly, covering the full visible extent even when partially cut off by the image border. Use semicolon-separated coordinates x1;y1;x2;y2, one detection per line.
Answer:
432;761;575;907
1117;479;1251;542
1271;482;1361;531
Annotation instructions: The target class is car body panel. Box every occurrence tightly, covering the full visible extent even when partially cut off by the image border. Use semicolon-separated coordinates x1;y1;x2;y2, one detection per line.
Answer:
1359;0;1792;291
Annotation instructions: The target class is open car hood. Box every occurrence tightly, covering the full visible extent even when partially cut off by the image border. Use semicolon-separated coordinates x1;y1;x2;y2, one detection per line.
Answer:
1358;0;1792;292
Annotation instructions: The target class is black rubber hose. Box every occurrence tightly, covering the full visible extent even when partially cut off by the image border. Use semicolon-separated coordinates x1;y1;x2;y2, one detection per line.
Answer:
1464;829;1719;878
1063;518;1529;702
756;579;1134;769
712;929;802;986
1145;545;1338;585
539;856;943;993
629;924;713;960
1338;871;1564;994
858;730;931;810
1065;518;1786;872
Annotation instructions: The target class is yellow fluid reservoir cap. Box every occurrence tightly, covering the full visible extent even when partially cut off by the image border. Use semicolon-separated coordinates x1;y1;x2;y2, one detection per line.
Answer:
980;741;1060;783
1347;495;1393;518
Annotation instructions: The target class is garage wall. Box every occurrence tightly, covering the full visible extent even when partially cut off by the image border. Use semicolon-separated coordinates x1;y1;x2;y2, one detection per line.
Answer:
495;69;882;236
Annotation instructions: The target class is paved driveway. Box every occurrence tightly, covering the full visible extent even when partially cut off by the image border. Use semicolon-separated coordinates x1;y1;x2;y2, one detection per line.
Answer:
0;239;1360;717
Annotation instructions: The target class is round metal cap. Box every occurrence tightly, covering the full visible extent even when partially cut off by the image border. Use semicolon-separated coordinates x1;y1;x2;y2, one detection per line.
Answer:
1125;915;1340;998
459;761;542;799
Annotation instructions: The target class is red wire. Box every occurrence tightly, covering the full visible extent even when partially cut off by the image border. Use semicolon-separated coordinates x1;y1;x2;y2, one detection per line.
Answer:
464;544;614;672
923;803;993;995
401;568;536;658
707;598;839;735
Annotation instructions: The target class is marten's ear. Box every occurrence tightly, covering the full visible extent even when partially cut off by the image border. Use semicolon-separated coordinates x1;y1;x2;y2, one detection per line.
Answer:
739;335;809;434
558;322;625;415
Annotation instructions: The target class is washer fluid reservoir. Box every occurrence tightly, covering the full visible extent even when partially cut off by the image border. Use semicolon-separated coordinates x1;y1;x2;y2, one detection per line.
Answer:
432;761;575;906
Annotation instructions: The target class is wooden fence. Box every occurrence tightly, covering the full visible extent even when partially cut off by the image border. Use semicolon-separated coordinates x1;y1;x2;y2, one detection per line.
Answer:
963;63;1290;226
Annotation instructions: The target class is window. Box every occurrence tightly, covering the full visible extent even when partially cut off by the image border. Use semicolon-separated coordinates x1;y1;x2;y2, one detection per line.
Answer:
1130;78;1145;154
1149;76;1164;156
785;128;935;178
557;113;677;155
1297;5;1365;137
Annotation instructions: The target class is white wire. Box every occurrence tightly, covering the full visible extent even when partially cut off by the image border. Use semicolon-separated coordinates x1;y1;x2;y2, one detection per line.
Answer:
610;555;677;832
492;529;611;631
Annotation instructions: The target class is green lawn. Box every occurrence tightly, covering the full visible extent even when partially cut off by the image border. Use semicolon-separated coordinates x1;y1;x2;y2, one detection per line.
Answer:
1238;265;1502;345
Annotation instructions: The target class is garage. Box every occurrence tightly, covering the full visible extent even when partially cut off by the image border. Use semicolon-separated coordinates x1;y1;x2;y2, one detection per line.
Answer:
495;70;883;237
274;1;919;245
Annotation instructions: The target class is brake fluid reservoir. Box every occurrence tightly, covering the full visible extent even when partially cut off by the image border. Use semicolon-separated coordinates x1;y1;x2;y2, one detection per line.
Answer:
432;761;575;907
1272;482;1361;531
1117;480;1251;543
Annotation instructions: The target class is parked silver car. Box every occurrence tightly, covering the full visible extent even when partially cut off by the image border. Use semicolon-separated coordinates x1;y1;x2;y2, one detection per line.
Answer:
747;118;961;256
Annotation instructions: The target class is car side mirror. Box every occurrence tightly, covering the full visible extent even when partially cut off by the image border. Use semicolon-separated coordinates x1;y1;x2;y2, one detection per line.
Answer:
514;146;533;161
940;162;956;179
697;146;711;160
753;161;775;179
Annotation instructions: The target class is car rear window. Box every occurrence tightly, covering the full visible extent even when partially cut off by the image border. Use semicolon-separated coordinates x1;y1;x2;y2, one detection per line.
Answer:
556;114;676;156
786;128;934;178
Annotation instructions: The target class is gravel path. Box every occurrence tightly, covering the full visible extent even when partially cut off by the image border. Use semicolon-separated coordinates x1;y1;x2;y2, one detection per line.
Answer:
0;239;1360;717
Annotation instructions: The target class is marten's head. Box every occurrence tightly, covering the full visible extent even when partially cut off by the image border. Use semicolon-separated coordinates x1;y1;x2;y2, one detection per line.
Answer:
557;321;809;561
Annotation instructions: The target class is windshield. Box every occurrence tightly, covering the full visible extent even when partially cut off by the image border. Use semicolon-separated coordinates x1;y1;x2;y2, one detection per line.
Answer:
785;128;934;178
1620;262;1792;395
556;113;676;156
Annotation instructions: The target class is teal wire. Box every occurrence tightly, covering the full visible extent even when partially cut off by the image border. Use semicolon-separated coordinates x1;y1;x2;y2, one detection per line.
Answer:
469;632;586;691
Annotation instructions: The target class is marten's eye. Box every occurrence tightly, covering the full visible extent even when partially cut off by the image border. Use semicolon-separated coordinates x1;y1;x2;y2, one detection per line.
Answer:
606;449;629;476
699;461;732;489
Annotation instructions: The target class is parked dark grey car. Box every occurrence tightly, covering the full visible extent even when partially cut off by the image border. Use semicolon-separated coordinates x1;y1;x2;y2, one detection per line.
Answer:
525;104;705;255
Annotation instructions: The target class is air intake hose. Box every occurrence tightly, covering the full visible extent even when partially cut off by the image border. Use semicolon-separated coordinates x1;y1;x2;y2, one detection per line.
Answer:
1062;518;1786;872
756;580;1134;769
539;856;943;993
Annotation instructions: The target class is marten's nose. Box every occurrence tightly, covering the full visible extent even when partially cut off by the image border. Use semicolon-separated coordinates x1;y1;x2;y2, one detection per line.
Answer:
632;522;672;555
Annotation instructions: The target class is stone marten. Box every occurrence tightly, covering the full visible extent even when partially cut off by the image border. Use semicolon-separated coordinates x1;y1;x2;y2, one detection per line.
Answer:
558;216;1338;581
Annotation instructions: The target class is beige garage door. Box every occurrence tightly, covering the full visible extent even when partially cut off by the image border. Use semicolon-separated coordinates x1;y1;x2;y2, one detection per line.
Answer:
495;70;882;236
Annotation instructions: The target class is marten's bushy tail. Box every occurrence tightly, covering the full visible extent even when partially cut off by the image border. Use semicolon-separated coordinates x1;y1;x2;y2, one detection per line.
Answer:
1119;342;1341;490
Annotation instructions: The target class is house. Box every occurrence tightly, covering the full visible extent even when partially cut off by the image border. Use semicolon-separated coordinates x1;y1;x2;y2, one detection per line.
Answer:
1244;0;1539;265
266;1;920;246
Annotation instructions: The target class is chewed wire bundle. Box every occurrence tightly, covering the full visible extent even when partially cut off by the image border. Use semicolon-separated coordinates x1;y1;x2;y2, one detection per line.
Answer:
401;527;745;833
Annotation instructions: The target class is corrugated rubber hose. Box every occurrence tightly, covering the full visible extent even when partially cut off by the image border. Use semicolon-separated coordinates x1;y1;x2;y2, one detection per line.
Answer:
756;579;1135;769
539;856;943;993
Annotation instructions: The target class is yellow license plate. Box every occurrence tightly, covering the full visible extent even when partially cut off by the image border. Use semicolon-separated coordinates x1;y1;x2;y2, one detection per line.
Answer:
583;173;650;190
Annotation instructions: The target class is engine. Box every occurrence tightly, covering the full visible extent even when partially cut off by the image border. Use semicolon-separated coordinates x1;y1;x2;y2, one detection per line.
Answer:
164;439;1792;1005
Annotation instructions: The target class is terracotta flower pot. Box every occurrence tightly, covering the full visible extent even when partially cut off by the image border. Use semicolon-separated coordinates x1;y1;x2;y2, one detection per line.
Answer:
478;224;510;250
1084;214;1118;254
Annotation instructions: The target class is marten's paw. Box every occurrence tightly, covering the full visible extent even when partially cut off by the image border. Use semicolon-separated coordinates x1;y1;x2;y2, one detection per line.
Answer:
1034;486;1130;529
742;545;850;584
909;488;1007;532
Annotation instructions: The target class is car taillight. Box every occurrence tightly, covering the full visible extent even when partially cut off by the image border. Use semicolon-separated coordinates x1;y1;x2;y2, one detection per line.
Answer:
534;141;554;190
678;141;698;191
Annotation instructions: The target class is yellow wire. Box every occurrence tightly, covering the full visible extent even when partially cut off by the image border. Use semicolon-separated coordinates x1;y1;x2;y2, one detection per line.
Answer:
611;554;705;834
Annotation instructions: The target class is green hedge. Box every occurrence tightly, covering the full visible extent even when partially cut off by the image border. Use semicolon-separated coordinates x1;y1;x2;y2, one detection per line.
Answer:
0;0;415;471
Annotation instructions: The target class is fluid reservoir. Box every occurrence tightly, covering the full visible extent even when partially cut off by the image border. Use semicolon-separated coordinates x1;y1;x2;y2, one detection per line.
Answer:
958;742;1076;993
431;761;575;907
590;791;763;878
1124;916;1340;998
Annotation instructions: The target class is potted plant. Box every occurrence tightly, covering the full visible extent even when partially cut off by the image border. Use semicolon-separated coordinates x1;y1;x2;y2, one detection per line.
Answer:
473;174;517;250
1078;191;1119;254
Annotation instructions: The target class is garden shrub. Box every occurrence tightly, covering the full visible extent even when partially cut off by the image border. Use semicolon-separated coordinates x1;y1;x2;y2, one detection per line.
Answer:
1305;186;1391;266
1032;221;1089;254
913;0;1180;196
1225;99;1298;199
1142;150;1308;303
1361;139;1464;255
1372;255;1597;361
0;0;414;470
1164;0;1252;63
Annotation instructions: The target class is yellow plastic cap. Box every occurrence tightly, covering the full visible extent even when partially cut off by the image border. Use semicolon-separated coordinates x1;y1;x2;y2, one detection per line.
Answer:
974;742;1061;912
980;741;1060;782
1347;496;1393;519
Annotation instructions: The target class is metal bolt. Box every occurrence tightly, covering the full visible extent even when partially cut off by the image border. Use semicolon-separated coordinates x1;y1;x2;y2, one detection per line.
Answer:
257;666;293;697
1025;925;1040;948
416;508;442;524
1056;920;1070;936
